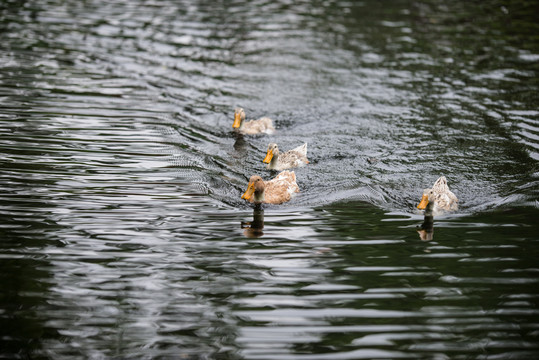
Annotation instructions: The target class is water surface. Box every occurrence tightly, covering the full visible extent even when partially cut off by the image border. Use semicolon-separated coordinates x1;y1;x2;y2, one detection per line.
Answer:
1;0;539;358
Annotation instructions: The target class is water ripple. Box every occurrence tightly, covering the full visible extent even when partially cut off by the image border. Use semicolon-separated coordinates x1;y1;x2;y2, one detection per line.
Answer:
1;0;539;359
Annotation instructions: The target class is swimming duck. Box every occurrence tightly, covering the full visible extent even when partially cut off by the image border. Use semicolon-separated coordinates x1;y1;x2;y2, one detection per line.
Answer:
263;143;309;170
241;170;299;204
232;107;275;135
417;176;458;215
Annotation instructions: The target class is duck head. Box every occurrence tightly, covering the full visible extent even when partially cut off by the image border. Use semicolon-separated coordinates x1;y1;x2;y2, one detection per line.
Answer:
263;143;279;164
417;189;433;211
242;175;265;203
233;107;245;129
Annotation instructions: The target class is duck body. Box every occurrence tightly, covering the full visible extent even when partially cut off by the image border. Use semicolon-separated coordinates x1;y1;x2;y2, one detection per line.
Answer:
263;143;309;170
233;107;275;135
417;176;458;216
241;171;299;205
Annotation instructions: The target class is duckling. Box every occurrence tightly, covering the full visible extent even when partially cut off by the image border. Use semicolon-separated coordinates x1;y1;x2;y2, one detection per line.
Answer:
232;107;275;135
417;176;458;215
241;171;299;205
263;143;309;170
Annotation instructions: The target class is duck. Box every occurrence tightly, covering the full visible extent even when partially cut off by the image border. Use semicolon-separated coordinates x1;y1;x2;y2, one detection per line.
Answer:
241;170;299;205
417;176;458;215
232;107;275;135
263;143;309;170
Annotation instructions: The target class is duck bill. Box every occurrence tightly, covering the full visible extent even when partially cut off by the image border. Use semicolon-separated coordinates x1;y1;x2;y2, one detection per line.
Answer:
262;149;273;163
241;182;255;200
417;195;429;210
232;112;242;129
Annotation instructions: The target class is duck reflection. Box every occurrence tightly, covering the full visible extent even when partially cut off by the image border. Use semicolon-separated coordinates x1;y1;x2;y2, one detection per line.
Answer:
416;214;434;241
233;132;247;153
241;208;264;238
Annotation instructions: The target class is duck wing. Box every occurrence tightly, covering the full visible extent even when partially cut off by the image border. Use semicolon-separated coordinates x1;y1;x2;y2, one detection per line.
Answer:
431;176;458;211
432;189;458;211
263;171;299;204
290;143;307;157
243;117;275;135
277;144;309;169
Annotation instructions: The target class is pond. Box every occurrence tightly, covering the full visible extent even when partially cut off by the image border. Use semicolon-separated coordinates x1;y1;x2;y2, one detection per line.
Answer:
1;0;538;358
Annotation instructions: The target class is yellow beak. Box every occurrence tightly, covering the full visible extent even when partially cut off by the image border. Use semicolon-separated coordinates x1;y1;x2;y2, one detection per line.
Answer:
242;182;255;200
233;112;242;128
417;194;429;210
263;149;273;163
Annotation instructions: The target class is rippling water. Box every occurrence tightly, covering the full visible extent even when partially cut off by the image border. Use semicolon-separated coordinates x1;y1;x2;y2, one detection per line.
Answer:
1;0;539;359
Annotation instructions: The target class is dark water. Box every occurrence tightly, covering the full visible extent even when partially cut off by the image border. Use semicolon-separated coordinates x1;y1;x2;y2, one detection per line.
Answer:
1;0;539;358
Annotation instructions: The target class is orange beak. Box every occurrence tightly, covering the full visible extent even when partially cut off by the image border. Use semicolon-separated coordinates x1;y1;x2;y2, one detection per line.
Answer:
262;149;273;163
233;112;242;128
242;182;255;200
417;194;429;210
